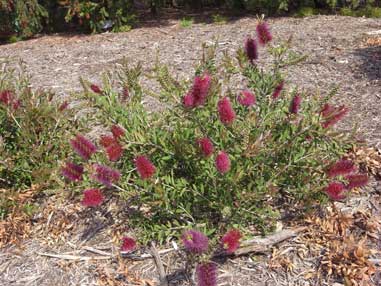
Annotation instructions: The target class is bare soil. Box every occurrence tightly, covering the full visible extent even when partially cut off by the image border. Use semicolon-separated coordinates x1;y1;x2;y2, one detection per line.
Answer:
0;15;380;286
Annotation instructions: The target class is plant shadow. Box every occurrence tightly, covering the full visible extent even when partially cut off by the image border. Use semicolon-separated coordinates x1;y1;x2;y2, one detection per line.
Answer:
353;43;381;82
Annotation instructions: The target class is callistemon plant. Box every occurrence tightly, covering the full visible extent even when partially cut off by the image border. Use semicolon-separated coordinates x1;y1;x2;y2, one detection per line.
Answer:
0;63;74;190
66;20;366;242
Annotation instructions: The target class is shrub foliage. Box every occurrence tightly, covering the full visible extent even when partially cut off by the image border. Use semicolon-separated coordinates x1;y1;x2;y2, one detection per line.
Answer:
63;24;355;242
0;63;75;190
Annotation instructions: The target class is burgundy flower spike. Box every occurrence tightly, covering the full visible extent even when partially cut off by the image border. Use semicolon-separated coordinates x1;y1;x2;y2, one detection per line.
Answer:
70;134;97;160
215;151;231;174
238;90;256;107
218;97;236;125
121;236;137;252
183;74;211;109
244;37;258;63
196;262;217;286
92;164;121;187
135;155;156;179
256;21;272;46
81;189;104;207
182;229;209;254
325;182;346;201
221;229;242;254
327;159;356;178
197;137;214;157
62;161;84;182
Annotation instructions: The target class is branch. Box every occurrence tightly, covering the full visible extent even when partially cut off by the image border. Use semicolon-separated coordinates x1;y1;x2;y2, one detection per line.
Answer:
129;227;307;261
150;242;169;286
36;252;112;261
232;226;306;256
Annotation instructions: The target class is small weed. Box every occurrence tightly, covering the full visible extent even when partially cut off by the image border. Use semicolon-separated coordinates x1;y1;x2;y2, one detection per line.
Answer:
340;7;355;16
212;14;227;24
115;25;132;33
294;7;317;17
180;17;193;28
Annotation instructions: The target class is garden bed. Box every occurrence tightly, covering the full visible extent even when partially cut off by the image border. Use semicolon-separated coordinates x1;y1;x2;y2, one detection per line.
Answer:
0;15;380;286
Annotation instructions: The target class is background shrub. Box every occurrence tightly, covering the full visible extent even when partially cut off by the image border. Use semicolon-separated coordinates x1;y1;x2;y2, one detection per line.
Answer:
0;0;380;41
65;0;136;33
0;0;47;40
0;63;76;191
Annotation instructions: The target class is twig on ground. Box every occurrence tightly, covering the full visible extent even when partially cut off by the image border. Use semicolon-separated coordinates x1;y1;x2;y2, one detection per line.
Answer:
233;226;307;257
36;227;305;266
82;246;114;256
128;227;307;261
36;252;112;261
150;242;169;286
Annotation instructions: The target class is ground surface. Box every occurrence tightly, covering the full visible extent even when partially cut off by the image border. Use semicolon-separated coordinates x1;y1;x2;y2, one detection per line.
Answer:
0;15;380;286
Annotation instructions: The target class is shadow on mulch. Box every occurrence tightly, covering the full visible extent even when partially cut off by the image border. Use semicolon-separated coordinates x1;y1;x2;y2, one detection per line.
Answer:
0;8;259;46
353;45;381;81
135;7;255;27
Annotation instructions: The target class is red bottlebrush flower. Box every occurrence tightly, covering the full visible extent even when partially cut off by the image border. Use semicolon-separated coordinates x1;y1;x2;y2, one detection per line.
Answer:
122;86;129;101
196;262;217;286
183;93;195;108
305;135;313;142
0;90;13;105
93;164;121;187
106;143;123;161
192;74;211;106
221;229;242;254
244;37;258;63
90;84;102;94
121;236;137;252
238;90;256;107
325;182;346;201
289;94;302;114
320;103;335;118
272;81;284;100
327;159;356;178
345;174;368;190
100;135;117;148
12;99;21;110
58;101;69;111
182;229;209;253
197;137;214;157
256;21;272;46
183;74;211;108
217;97;236;125
134;155;156;180
70;134;97;160
215;151;231;174
81;189;104;207
62;161;84;182
111;124;125;139
321;105;349;129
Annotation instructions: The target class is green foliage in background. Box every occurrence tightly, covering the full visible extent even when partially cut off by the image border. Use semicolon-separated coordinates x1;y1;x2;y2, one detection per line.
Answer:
1;0;380;40
65;0;136;33
0;0;47;39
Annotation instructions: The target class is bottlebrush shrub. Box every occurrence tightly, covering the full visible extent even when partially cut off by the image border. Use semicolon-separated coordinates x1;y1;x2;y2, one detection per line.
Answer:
68;24;359;242
0;64;76;192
